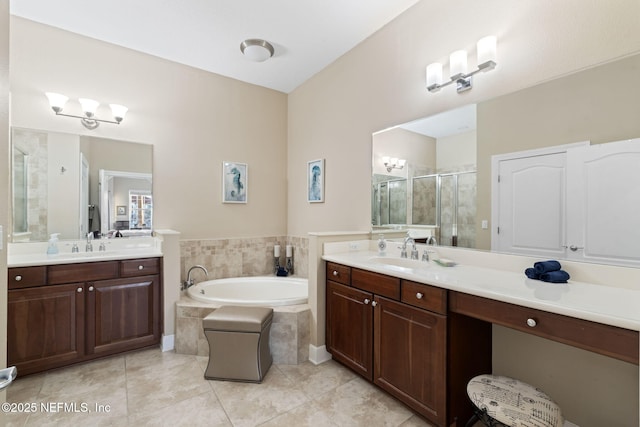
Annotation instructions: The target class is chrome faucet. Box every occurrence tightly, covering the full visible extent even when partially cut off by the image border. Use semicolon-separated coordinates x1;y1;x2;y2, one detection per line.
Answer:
71;243;79;253
426;235;438;246
86;232;93;252
401;234;419;260
183;265;208;290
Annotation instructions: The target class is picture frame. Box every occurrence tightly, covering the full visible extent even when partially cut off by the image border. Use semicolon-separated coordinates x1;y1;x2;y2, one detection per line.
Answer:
116;205;127;215
222;161;248;203
307;159;325;203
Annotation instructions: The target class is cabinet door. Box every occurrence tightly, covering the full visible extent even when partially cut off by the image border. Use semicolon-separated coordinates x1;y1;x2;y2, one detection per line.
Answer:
8;283;85;376
86;275;160;356
374;296;446;426
326;280;373;380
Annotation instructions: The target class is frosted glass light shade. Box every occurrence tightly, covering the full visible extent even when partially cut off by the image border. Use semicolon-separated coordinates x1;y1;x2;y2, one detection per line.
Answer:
477;36;497;67
240;39;275;62
45;92;68;111
109;104;128;122
244;45;271;62
426;63;443;87
79;98;99;117
449;50;468;78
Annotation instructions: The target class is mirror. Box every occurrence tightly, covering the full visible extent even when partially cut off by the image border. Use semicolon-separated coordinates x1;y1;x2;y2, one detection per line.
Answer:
372;53;640;259
372;105;477;249
11;128;153;242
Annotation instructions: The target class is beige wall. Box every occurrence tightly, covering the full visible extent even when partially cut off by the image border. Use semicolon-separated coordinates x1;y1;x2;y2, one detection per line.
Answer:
436;130;476;172
9;17;288;241
287;0;640;237
372;127;435;177
0;0;8;410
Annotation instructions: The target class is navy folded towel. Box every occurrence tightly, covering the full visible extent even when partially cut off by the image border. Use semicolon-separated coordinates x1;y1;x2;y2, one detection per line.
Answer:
540;270;570;283
533;260;561;274
524;268;540;279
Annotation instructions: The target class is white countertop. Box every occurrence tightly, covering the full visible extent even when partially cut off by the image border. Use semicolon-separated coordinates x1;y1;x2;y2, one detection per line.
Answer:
8;237;163;267
322;249;640;332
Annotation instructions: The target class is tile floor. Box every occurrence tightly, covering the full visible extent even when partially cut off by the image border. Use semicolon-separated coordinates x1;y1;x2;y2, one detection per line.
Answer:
4;348;445;427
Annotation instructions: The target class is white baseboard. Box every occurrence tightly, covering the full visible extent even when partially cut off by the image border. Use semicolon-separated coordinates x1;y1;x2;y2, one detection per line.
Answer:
161;334;175;352
308;344;332;365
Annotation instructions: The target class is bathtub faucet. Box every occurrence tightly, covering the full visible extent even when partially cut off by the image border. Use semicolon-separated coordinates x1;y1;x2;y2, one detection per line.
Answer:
182;265;209;290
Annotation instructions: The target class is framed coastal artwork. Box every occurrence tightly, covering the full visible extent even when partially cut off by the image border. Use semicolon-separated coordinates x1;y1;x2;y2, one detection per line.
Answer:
307;159;325;203
222;161;248;203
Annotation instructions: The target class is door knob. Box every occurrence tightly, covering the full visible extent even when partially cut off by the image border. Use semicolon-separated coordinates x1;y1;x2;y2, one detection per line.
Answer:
371;301;378;307
77;287;83;293
14;275;22;282
333;270;338;276
526;318;537;328
364;298;370;305
416;292;424;299
88;286;95;292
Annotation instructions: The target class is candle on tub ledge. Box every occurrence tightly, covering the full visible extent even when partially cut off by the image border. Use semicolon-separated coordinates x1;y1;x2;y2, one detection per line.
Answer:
286;245;292;257
274;244;280;258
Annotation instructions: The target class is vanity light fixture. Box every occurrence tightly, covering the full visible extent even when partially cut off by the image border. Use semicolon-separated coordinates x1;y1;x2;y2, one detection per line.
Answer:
382;156;406;172
426;35;497;94
240;39;275;62
45;92;128;130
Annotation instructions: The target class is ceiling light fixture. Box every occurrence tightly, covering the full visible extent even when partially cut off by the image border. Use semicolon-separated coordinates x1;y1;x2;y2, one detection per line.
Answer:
426;35;497;94
45;92;128;130
240;39;275;62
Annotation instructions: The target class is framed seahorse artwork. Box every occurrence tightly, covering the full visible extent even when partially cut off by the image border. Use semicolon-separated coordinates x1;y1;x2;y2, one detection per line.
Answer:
307;158;324;203
222;161;248;203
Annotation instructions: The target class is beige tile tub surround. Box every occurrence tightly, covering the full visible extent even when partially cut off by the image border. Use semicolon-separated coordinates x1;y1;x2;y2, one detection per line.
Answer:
175;298;310;365
177;236;310;364
180;236;308;280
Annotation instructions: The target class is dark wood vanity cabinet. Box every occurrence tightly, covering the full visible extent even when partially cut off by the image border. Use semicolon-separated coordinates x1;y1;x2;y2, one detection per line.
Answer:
8;258;162;376
8;283;85;376
326;262;487;427
87;275;160;357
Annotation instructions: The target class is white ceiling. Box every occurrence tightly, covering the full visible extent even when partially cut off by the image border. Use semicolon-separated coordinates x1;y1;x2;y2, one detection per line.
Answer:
397;104;477;139
9;0;419;94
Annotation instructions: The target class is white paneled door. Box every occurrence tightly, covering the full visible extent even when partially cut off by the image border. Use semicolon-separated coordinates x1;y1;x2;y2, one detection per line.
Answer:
566;139;640;267
493;151;568;258
494;139;640;268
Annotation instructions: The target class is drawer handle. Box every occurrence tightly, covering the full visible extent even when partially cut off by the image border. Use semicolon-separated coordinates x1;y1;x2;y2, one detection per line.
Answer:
88;286;95;292
77;287;83;293
526;318;537;328
14;275;22;282
416;292;424;300
364;298;370;305
138;265;144;270
332;270;338;276
371;301;378;307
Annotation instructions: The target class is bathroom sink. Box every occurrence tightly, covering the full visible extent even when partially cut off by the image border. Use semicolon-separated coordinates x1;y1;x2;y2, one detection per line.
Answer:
368;256;429;270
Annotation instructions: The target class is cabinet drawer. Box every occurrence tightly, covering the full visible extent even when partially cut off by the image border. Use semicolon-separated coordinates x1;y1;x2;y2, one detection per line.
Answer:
401;280;447;315
352;268;400;300
450;292;639;365
8;266;47;289
326;262;351;285
49;261;119;285
120;258;160;277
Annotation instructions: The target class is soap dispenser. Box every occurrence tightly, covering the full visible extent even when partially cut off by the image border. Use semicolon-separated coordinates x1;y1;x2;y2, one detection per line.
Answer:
377;234;387;256
47;233;60;255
